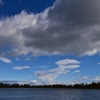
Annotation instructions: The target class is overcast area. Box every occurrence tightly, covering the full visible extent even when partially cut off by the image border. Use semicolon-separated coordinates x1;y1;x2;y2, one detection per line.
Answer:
0;0;100;57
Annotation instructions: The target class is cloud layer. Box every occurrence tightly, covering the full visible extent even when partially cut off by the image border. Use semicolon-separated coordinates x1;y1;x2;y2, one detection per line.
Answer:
0;0;3;5
0;57;11;63
13;66;30;70
0;0;100;56
35;59;80;81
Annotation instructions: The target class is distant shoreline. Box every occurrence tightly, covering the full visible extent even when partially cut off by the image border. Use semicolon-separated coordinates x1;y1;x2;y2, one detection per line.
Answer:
0;82;100;89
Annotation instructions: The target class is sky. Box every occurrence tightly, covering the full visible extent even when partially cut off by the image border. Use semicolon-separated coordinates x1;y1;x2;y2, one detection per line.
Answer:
0;0;100;85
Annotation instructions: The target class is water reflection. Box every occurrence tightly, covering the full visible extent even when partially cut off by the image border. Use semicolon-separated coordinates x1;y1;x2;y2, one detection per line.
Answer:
0;88;100;100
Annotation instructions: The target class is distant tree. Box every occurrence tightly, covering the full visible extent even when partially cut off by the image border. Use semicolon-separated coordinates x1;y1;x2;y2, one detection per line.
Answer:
0;82;100;89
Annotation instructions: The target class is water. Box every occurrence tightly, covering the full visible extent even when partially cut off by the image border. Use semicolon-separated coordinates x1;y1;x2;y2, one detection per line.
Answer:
0;88;100;100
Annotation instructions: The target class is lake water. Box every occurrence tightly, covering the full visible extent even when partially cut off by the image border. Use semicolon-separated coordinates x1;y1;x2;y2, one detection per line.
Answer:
0;88;100;100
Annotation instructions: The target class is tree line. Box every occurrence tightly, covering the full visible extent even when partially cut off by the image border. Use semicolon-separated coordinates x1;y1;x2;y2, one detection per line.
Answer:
0;82;100;89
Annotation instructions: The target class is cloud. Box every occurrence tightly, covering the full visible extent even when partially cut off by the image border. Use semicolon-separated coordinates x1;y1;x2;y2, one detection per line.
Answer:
35;68;70;81
74;70;80;73
29;80;42;85
0;57;11;63
83;76;88;79
98;63;100;64
16;58;20;61
17;80;42;86
1;80;74;85
35;58;80;81
0;0;100;56
13;66;30;70
56;59;80;66
1;80;42;85
0;0;3;5
73;76;90;84
93;76;100;82
34;65;48;69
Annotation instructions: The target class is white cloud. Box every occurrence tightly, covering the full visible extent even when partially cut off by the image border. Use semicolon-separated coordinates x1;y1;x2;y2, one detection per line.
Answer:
93;76;100;82
35;69;70;81
56;59;80;66
35;58;80;81
98;63;100;64
2;80;73;86
83;49;97;56
83;76;88;79
74;70;80;73
13;66;30;70
29;80;42;85
17;80;42;86
60;65;80;69
0;57;11;63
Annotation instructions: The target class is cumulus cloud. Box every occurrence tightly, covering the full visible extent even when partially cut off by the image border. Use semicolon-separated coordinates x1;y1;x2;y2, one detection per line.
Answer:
29;80;42;85
13;66;30;70
0;0;100;56
0;57;11;63
35;59;80;81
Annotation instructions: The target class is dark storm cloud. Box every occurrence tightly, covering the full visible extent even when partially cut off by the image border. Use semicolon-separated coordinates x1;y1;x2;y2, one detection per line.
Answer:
20;0;100;55
0;0;100;56
48;0;100;26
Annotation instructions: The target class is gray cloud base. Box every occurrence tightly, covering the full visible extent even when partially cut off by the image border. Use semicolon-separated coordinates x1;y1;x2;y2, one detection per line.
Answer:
0;0;100;56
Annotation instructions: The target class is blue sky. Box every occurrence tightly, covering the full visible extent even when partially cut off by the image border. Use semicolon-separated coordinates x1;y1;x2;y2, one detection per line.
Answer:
0;0;100;85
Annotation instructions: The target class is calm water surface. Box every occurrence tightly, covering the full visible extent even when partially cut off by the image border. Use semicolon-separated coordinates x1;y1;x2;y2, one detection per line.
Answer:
0;88;100;100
